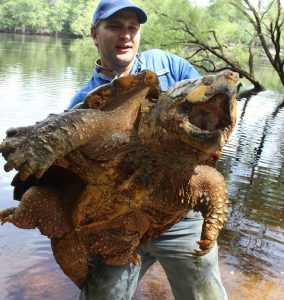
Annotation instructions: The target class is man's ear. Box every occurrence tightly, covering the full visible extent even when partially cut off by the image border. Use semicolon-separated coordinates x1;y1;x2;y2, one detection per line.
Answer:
90;27;98;46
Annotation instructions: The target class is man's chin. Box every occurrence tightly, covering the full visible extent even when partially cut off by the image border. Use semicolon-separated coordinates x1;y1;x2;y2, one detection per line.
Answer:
115;54;135;67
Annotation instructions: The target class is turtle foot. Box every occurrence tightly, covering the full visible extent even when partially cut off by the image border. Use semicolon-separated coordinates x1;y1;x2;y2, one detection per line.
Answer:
0;207;16;225
1;216;11;225
131;253;142;265
193;239;215;256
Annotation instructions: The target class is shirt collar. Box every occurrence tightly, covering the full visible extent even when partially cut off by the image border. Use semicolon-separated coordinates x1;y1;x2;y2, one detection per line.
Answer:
131;53;144;74
93;67;112;84
93;53;145;82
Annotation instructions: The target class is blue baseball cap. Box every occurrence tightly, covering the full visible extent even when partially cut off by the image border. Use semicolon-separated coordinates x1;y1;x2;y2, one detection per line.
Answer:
92;0;147;26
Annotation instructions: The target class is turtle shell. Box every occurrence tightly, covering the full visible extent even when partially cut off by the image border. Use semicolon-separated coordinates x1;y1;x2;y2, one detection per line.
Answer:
81;69;162;109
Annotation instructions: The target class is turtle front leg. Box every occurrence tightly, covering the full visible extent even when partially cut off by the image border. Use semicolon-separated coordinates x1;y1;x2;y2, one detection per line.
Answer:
0;109;106;181
188;165;229;256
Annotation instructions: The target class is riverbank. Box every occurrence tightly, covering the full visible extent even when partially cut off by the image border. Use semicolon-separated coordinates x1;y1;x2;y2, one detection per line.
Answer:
0;29;83;39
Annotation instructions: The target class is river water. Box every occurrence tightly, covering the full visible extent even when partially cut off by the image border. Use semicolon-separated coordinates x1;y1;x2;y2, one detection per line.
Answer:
0;33;283;300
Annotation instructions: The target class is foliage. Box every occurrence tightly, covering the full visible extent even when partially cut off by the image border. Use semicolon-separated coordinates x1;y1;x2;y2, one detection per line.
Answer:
0;0;49;32
229;0;284;86
0;0;282;89
70;0;98;36
0;0;96;34
47;0;70;33
137;0;283;89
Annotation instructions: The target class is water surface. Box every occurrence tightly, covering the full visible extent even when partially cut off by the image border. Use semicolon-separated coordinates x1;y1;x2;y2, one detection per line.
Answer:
0;33;283;300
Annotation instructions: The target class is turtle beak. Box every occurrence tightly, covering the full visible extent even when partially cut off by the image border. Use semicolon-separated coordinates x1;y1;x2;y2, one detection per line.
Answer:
176;71;238;155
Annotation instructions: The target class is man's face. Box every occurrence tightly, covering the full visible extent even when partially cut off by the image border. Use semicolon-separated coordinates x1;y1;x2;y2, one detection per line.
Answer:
92;9;141;71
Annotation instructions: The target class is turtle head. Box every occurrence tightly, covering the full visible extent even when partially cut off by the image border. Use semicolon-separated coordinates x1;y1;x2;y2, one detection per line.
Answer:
140;70;238;162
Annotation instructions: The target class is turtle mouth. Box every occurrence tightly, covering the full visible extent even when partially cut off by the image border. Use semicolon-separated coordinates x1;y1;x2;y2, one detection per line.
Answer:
185;93;232;132
178;92;235;153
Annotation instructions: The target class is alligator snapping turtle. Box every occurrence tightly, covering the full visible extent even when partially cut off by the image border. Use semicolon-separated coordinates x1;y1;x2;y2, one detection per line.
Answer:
0;69;238;288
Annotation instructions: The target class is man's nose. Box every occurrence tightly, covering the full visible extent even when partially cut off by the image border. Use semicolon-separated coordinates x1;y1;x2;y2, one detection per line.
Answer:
119;29;131;40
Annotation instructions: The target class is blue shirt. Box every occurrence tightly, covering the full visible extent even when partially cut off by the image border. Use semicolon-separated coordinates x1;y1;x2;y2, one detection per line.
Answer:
68;49;200;108
68;48;203;234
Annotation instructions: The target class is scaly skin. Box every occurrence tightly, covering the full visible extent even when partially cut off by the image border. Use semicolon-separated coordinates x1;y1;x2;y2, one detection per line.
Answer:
0;110;104;180
0;70;237;288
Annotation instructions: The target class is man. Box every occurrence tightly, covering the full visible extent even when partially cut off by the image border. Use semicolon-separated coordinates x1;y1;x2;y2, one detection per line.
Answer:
69;1;228;299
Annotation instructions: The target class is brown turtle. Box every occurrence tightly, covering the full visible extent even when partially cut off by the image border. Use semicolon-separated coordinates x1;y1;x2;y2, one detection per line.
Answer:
0;69;238;288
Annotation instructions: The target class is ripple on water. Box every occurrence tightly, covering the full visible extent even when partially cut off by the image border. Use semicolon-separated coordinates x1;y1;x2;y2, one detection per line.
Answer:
216;91;284;299
0;213;79;299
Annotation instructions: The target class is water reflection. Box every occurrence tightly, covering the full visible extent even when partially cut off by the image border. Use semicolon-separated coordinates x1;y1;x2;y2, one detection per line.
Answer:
4;258;78;300
215;91;284;299
0;33;284;299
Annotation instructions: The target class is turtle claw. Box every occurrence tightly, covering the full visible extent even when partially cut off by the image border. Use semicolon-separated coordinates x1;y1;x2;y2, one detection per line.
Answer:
131;253;142;265
6;127;20;137
35;168;46;179
1;216;11;225
193;239;215;256
6;126;30;137
4;160;14;172
196;239;212;248
19;162;36;181
0;207;16;225
193;248;211;256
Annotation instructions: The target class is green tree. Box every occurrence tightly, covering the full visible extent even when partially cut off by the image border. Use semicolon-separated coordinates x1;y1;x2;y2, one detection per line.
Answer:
0;0;95;35
47;0;70;33
230;0;284;87
0;0;49;32
62;0;93;34
137;0;283;90
0;0;282;89
70;0;98;36
136;0;265;89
